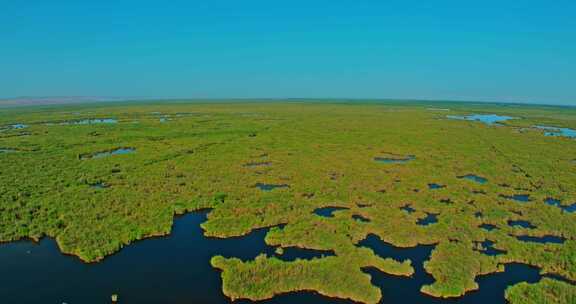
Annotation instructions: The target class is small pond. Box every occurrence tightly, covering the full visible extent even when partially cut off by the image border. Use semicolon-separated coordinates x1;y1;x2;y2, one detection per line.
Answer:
475;240;506;256
545;198;576;213
428;183;446;190
500;194;531;203
516;235;565;244
374;155;415;164
458;174;488;184
508;220;536;229
352;214;371;222
400;204;416;214
244;161;271;168
479;224;498;231
81;148;135;160
254;183;289;191
417;213;438;226
0;124;28;132
90;182;110;189
535;125;576;139
74;118;117;124
0;148;19;153
313;207;349;218
447;114;516;126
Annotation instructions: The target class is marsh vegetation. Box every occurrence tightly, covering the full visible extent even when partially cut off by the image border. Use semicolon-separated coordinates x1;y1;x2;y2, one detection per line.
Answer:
0;100;575;303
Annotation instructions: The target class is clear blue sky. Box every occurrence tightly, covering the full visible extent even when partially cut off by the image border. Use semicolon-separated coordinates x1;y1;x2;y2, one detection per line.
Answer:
1;1;575;105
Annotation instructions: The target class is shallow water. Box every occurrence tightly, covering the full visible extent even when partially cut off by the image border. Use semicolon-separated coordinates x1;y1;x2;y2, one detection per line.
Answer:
508;220;536;229
535;125;576;138
82;148;135;160
428;183;445;190
400;204;416;214
475;240;506;256
479;224;498;231
90;182;109;189
11;123;28;129
0;123;28;132
447;114;515;126
459;174;488;184
70;118;118;125
352;214;371;222
254;183;289;191
417;213;438;226
374;155;415;164
500;194;530;203
244;161;271;168
545;198;576;213
313;206;349;217
0;148;18;153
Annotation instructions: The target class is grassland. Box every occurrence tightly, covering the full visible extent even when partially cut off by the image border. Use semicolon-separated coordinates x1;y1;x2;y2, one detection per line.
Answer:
0;100;575;303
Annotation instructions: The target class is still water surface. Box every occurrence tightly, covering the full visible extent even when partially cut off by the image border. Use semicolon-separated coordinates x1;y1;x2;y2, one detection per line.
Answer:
0;211;561;304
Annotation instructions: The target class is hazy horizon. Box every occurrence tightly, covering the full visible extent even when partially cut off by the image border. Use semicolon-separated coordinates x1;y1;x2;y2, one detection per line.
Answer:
2;1;575;106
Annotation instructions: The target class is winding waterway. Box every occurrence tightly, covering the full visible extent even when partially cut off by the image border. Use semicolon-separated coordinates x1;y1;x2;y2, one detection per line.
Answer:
0;211;565;303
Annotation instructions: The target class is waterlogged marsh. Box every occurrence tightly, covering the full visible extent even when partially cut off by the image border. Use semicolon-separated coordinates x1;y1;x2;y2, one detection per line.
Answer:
374;154;415;164
545;198;576;213
0;101;575;303
447;114;516;125
80;147;135;160
458;174;488;184
535;125;576;138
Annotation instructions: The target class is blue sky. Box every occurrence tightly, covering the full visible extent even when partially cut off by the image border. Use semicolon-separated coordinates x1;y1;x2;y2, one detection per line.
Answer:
1;1;575;105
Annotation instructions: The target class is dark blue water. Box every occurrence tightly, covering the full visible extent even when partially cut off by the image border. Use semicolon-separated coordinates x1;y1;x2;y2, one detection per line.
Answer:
458;174;488;184
500;194;531;202
535;125;576;138
545;198;576;213
374;155;416;164
0;212;567;304
254;183;289;191
475;241;506;256
400;204;416;214
479;224;498;231
417;213;438;226
0;211;276;304
447;114;515;126
508;220;536;229
81;148;136;160
428;183;446;190
358;234;544;304
313;207;349;217
516;235;565;244
440;198;454;205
